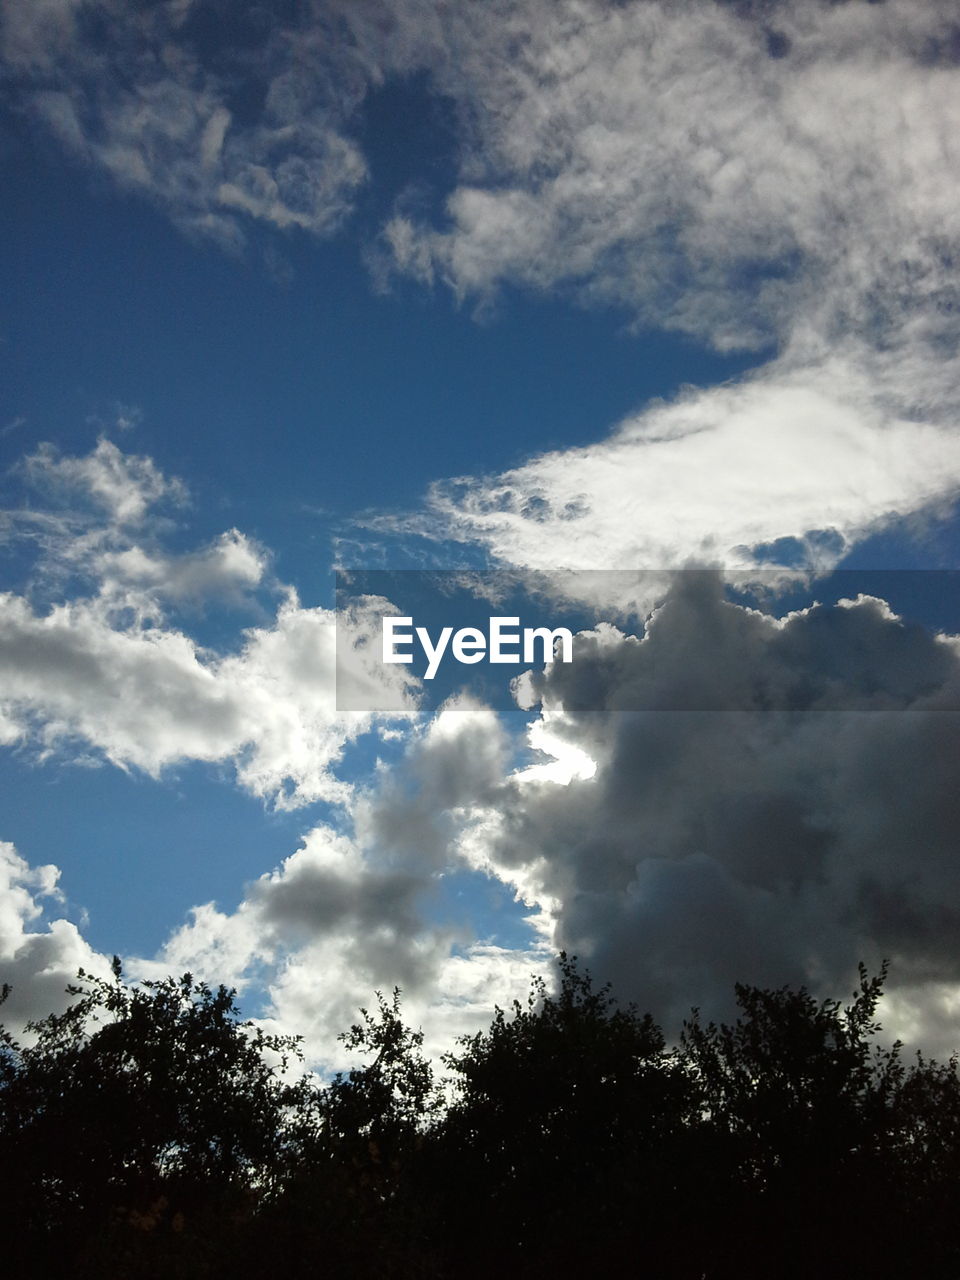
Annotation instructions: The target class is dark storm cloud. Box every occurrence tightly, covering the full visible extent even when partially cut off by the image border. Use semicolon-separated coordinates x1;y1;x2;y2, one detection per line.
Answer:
469;573;960;1038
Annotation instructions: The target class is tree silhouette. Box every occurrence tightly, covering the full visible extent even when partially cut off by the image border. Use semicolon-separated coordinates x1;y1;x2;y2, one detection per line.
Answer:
0;961;313;1277
431;953;693;1277
3;954;960;1279
678;963;960;1278
244;987;442;1279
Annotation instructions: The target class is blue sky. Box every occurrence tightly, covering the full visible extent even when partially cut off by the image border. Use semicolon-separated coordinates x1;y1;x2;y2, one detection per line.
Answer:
2;0;960;1068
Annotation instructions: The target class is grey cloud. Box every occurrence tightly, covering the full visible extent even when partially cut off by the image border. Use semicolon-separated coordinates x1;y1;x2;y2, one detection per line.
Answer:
146;823;481;1070
250;857;425;942
353;698;510;870
526;571;960;712
435;573;960;1043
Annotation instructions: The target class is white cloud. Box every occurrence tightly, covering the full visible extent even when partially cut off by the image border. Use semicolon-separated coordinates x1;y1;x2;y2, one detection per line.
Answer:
383;0;960;354
0;840;113;1038
94;529;268;609
10;438;273;616
10;4;959;572
2;440;419;807
0;588;416;808
365;0;960;573
408;349;960;575
22;437;187;527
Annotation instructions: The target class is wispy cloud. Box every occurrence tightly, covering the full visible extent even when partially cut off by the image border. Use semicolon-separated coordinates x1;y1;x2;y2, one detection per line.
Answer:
383;0;960;353
21;436;187;527
2;0;370;246
369;0;960;572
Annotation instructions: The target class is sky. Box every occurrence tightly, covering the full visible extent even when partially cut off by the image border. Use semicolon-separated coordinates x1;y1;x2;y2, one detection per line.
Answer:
2;0;960;1071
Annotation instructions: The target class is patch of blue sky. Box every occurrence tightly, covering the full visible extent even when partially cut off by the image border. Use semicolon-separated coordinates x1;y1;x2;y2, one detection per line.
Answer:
0;749;316;958
429;867;543;955
2;100;761;599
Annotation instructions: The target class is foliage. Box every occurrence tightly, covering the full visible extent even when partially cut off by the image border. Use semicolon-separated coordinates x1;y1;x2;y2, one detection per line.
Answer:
3;954;960;1279
433;952;694;1276
0;961;312;1277
677;963;955;1278
325;986;441;1149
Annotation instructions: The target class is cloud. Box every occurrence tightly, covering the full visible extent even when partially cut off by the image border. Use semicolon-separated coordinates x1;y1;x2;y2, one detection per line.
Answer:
1;0;369;245
1;439;419;807
146;573;960;1065
366;0;960;573
21;437;187;527
137;816;550;1073
0;840;113;1038
93;529;269;609
352;695;511;870
0;586;416;808
383;0;960;353
10;572;960;1068
10;438;271;615
0;821;547;1075
448;573;960;1049
405;351;960;574
6;1;960;1070
101;702;545;1071
10;4;958;574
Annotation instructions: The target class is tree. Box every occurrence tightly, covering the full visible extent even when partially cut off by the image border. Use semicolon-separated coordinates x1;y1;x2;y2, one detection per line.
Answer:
5;954;960;1279
677;963;960;1278
0;961;315;1278
324;987;440;1153
245;987;443;1279
431;953;691;1278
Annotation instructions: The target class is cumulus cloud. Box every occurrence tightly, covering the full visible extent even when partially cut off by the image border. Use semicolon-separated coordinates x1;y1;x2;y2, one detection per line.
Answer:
451;573;960;1051
10;572;960;1066
93;529;269;610
148;573;960;1064
352;695;512;869
136;814;550;1073
0;840;113;1038
0;583;418;808
10;438;273;616
0;819;547;1074
1;439;419;807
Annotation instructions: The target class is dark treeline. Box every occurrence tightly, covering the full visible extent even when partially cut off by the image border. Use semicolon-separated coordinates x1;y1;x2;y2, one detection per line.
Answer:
2;954;959;1279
